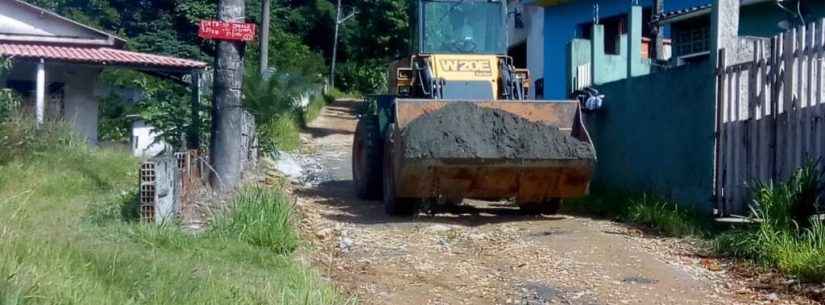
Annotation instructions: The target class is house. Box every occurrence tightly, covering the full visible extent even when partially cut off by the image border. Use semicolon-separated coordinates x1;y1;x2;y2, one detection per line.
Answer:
576;0;825;215
0;0;206;153
507;0;545;98
657;0;825;66
525;0;708;99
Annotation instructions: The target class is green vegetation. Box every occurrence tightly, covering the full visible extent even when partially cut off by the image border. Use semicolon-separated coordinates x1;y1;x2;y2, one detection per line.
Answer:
621;195;710;237
0;115;345;304
713;162;825;282
575;162;825;282
21;0;405;143
302;94;329;125
566;192;710;238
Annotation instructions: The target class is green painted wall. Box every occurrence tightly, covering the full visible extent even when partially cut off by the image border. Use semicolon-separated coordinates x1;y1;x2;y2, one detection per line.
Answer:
568;38;591;92
739;2;792;37
588;62;716;212
738;2;825;38
567;6;651;95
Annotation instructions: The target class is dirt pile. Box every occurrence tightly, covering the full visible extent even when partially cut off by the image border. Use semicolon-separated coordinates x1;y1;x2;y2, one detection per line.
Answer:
402;102;595;160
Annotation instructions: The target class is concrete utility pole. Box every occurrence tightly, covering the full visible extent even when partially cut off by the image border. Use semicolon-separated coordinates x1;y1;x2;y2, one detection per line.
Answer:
210;0;246;192
260;0;270;75
329;0;355;89
653;0;665;62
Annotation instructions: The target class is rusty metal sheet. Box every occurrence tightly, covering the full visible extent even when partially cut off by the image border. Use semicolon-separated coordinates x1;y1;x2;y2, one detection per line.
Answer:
394;158;594;202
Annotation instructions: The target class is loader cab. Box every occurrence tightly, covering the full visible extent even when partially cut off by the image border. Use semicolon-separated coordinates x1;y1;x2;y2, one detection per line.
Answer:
395;0;529;100
411;0;508;55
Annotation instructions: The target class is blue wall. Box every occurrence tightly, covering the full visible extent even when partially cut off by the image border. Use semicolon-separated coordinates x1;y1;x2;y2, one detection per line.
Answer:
588;62;716;212
543;0;709;99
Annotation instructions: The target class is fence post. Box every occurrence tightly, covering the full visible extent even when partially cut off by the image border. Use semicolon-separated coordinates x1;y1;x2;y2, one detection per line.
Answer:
714;48;728;215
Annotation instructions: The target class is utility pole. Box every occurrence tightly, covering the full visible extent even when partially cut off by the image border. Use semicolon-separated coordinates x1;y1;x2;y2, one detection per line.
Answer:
260;0;270;75
329;0;355;89
652;0;665;62
210;0;246;192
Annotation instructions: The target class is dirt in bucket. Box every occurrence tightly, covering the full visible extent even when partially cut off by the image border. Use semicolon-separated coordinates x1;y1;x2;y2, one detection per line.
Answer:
402;102;595;160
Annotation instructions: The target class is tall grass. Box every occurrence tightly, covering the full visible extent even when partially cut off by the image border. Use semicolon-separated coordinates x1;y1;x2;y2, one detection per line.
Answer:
211;187;299;254
0;116;346;304
713;162;825;282
302;94;328;126
260;114;302;152
622;195;709;237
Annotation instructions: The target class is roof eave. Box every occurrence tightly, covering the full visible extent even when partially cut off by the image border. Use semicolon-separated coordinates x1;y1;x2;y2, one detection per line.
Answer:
658;8;712;25
10;0;127;46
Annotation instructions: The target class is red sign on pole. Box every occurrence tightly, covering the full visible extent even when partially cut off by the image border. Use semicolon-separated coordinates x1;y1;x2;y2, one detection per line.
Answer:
198;20;257;42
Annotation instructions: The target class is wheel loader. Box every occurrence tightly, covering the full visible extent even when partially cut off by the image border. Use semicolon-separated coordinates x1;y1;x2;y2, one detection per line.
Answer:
352;0;596;216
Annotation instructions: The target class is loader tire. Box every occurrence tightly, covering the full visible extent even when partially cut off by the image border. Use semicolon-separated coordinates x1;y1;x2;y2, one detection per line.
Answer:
520;199;562;216
383;125;417;216
352;115;382;200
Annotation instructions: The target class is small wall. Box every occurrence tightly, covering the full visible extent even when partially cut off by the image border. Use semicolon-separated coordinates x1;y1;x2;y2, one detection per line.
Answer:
587;62;716;212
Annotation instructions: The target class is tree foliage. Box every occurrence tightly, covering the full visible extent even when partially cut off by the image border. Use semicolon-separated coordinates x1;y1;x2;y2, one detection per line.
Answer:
21;0;410;145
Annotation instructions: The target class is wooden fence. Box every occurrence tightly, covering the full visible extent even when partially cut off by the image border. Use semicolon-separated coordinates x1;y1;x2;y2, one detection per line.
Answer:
715;20;825;215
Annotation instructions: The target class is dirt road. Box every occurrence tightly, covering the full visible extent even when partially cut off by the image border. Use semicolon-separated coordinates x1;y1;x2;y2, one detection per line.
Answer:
293;100;758;305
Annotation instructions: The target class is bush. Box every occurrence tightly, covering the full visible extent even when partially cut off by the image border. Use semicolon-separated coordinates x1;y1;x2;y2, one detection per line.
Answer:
0;114;85;164
302;94;328;125
211;187;299;255
244;71;319;153
259;114;301;152
334;60;387;95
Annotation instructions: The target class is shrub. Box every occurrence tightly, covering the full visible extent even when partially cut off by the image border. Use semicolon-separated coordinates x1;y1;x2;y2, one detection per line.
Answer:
0;114;85;164
259;114;301;152
302;94;328;125
334;60;387;95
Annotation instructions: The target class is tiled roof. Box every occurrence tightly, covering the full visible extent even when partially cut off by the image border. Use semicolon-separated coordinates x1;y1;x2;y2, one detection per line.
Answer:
653;4;713;24
0;43;207;70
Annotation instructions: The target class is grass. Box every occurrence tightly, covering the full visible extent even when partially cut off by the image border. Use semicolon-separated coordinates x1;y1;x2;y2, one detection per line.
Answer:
302;94;328;126
260;114;302;152
712;162;825;282
0;116;347;305
572;162;825;282
565;192;711;238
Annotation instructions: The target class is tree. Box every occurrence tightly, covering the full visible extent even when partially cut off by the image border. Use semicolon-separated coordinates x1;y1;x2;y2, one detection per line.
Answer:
210;0;246;192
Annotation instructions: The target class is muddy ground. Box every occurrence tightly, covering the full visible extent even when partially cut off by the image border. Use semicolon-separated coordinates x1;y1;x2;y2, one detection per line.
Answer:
289;100;819;305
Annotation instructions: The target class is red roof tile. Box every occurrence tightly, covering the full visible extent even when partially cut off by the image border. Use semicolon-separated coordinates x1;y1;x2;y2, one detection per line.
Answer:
0;43;207;70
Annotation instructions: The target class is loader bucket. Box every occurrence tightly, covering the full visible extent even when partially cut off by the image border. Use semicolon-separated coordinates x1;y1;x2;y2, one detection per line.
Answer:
385;99;596;205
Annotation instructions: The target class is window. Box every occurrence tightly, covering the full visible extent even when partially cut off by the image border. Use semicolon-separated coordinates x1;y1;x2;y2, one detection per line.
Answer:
675;25;709;57
421;1;506;54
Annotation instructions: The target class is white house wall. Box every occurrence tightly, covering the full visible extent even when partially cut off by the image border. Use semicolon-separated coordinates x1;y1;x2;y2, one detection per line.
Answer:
0;1;105;39
131;119;167;158
4;62;103;144
62;67;101;145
